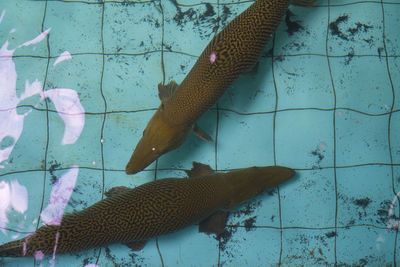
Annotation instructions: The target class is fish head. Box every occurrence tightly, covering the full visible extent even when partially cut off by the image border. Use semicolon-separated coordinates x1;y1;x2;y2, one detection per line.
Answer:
126;110;191;174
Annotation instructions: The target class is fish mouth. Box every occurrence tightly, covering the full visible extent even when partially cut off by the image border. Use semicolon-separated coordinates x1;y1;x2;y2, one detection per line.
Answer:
125;160;144;175
125;137;161;174
125;150;156;175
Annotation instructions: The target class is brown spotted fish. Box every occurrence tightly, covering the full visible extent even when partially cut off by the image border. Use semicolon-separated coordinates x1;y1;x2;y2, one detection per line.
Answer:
0;163;294;257
126;0;315;174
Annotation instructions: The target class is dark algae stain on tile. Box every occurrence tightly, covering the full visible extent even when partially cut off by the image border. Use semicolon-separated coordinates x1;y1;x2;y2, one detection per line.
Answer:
353;197;371;209
49;160;61;184
232;199;263;217
169;0;232;39
311;147;324;169
214;200;262;259
285;233;331;265
105;247;118;266
325;231;336;238
215;225;238;252
104;246;142;267
243;216;257;231
376;200;399;226
285;9;304;36
129;252;145;266
329;14;349;40
329;14;374;42
337;255;391;267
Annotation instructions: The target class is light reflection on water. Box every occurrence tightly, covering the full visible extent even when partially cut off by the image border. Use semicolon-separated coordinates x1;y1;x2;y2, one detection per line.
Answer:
0;9;97;266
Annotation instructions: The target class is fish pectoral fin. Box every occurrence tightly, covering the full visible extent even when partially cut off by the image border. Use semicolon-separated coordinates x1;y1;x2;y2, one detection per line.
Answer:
124;240;148;251
185;161;215;178
290;0;316;6
199;211;229;236
158;80;179;104
105;186;131;197
193;124;213;142
242;61;259;76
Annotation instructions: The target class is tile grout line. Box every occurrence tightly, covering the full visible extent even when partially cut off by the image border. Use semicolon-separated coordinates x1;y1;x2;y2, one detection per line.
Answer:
325;0;339;264
34;0;51;266
10;104;400;118
3;162;400;179
215;1;221;265
379;1;399;265
155;1;165;266
271;32;284;266
8;51;400;60
95;0;108;264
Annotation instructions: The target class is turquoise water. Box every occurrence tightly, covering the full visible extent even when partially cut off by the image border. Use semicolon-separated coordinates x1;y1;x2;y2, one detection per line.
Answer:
0;0;399;266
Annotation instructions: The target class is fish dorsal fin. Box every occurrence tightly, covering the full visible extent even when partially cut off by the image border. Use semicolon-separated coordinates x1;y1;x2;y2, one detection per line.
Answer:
104;186;131;198
185;162;215;178
158;80;179;104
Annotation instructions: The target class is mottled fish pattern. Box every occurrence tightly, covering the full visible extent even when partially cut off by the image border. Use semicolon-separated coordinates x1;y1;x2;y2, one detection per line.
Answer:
0;164;294;257
126;0;313;174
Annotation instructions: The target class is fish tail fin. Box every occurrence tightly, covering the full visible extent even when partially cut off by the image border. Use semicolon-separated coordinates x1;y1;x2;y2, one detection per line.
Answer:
0;239;25;257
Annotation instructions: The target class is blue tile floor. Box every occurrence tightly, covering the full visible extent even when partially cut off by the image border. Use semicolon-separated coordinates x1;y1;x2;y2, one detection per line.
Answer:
0;0;399;266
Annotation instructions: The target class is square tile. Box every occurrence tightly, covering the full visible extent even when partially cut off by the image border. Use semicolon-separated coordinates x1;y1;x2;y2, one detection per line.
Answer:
275;5;327;55
158;225;219;267
275;109;334;169
103;111;157;178
281;228;335;266
388;57;400;111
13;57;48;99
217;111;275;170
46;113;103;170
2;109;47;173
103;1;161;54
328;3;384;56
45;2;103;55
46;54;105;114
102;53;163;112
336;165;393;227
390;111;400;165
281;168;336;228
274;55;334;110
383;3;400;56
219;226;281;266
0;171;46;236
162;1;237;57
330;56;393;114
336;226;396;266
336;111;390;166
1;2;48;58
